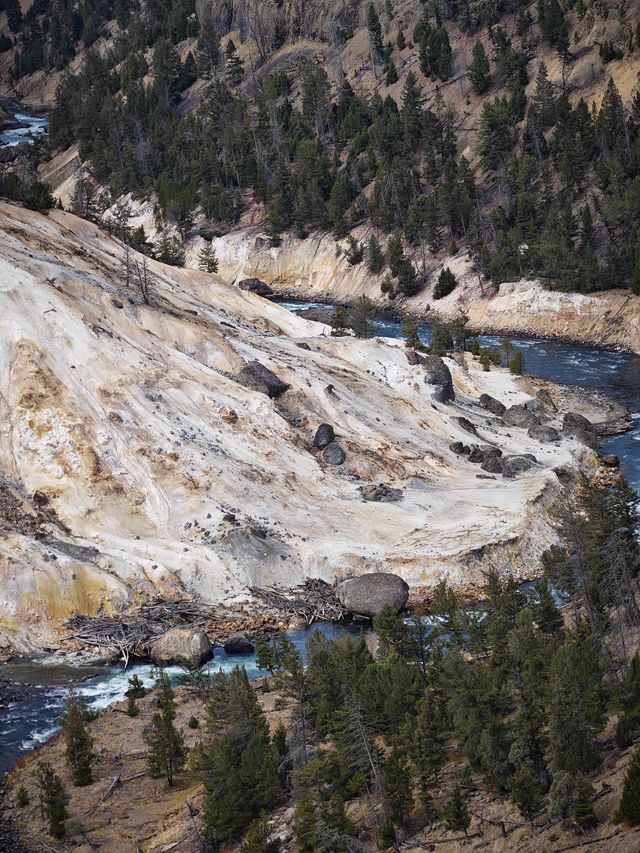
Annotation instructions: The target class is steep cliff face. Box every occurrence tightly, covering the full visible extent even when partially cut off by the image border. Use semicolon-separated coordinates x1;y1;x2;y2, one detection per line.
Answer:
204;226;640;353
0;200;592;654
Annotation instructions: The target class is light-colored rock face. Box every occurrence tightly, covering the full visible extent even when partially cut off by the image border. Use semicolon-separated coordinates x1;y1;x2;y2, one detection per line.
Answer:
205;227;640;354
0;201;585;654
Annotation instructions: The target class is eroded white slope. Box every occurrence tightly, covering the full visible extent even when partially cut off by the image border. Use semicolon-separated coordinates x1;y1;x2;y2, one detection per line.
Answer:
0;202;577;652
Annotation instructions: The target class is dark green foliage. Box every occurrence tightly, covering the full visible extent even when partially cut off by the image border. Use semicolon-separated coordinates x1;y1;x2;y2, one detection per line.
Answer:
127;693;139;717
60;690;94;786
143;669;186;785
16;785;29;807
225;39;243;85
6;0;22;32
155;235;186;266
433;267;456;299
469;40;491;95
430;322;453;355
330;305;351;336
366;234;385;273
511;765;543;826
344;235;364;265
127;674;147;698
616;744;640;825
349;294;377;338
0;173;54;213
188;715;200;729
35;761;67;839
241;813;275;852
443;783;470;835
401;317;421;350
366;3;384;60
573;775;598;831
419;23;453;81
509;350;525;375
198;241;219;273
383;744;413;825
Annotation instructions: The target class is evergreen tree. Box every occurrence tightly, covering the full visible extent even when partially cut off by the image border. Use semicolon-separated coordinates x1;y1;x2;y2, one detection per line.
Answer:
349;295;377;338
367;3;384;60
400;71;424;147
225;39;244;85
35;761;67;839
330;306;351;336
60;689;94;786
443;783;470;836
198;241;219;273
401;317;421;350
434;267;457;299
241;813;275;852
509;350;525;375
143;670;186;785
615;744;640;825
531;63;556;128
366;234;385;273
468;41;491;95
127;692;140;717
6;0;23;32
383;744;414;825
573;775;598;831
511;766;543;827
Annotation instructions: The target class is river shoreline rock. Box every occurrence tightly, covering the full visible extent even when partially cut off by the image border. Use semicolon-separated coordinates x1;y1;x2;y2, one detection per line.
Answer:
336;572;409;617
150;628;213;668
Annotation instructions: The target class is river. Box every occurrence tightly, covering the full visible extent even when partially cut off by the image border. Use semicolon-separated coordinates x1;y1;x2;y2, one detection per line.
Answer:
0;115;638;777
0;110;48;147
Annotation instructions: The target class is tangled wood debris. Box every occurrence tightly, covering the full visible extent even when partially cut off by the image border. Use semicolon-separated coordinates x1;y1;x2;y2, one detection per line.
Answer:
64;598;218;667
249;578;345;624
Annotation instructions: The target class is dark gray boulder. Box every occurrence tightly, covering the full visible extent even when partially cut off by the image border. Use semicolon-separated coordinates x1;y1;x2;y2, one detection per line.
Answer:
337;572;409;617
563;412;594;434
151;628;213;667
238;360;289;398
481;456;504;474
223;633;255;654
600;453;620;467
422;356;454;403
406;350;427;366
359;484;403;503
238;277;273;297
450;441;468;455
528;424;560;442
502;455;536;477
469;445;501;464
313;423;335;448
479;393;506;416
535;389;557;411
503;405;540;429
455;417;479;436
323;443;346;465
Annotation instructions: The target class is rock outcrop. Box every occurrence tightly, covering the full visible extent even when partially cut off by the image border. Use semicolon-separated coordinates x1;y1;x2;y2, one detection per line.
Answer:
150;628;213;667
422;356;454;403
336;572;409;617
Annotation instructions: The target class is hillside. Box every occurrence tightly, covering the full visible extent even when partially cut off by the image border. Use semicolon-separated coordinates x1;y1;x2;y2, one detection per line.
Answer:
1;0;640;346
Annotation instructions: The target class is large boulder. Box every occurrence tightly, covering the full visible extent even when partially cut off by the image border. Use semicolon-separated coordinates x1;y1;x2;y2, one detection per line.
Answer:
238;277;273;297
150;628;213;668
481;456;504;474
323;443;346;465
502;455;536;478
503;405;540;429
478;393;506;416
422;356;454;403
313;423;335;448
237;360;290;398
337;572;409;617
528;424;560;442
562;412;597;447
223;632;255;654
468;445;501;464
359;484;403;503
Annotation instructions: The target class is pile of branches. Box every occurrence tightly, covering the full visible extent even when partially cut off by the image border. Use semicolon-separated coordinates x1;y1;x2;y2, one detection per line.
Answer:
250;578;345;624
64;597;218;667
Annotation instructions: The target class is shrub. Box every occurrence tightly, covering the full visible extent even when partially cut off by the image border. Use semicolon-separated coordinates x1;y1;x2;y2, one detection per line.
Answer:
433;267;457;299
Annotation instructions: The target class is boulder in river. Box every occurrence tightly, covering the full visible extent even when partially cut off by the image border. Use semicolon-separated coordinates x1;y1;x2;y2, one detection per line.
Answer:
238;277;273;297
323;442;346;465
528;424;560;442
238;360;290;398
600;453;620;468
150;628;213;667
502;405;540;429
223;632;255;654
337;572;409;617
313;423;335;448
479;393;506;416
422;356;454;403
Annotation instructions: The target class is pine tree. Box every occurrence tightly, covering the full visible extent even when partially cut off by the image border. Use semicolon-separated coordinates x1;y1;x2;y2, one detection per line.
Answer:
60;689;94;786
443;783;470;836
468;40;491;95
225;39;244;85
36;761;67;839
143;670;186;785
400;71;424;147
367;3;384;60
531;62;556;128
387;232;405;277
198;241;219;273
509;350;525;375
434;267;457;299
534;579;564;636
127;693;140;717
241;813;274;852
349;295;377;338
573;775;598;831
511;766;543;827
366;234;385;273
330;306;351;336
616;744;640;825
383;744;414;825
6;0;23;32
401;317;421;350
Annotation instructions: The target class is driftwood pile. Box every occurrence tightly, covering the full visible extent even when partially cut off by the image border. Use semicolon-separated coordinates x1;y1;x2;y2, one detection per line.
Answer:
249;578;345;624
64;598;217;667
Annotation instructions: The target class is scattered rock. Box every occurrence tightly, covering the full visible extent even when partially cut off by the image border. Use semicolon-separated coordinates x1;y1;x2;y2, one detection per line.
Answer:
422;356;454;402
469;445;502;464
313;423;335;449
479;393;506;416
150;628;213;667
296;342;311;350
455;416;479;436
481;456;504;474
502;455;536;478
223;632;255;654
336;572;409;617
359;484;403;502
237;360;290;398
406;350;426;366
535;388;557;411
238;277;273;297
502;405;540;429
562;412;597;447
527;424;560;442
449;441;470;455
600;453;620;468
323;443;346;465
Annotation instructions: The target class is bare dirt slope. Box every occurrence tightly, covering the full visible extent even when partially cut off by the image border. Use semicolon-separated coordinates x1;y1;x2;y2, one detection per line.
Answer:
0;200;599;654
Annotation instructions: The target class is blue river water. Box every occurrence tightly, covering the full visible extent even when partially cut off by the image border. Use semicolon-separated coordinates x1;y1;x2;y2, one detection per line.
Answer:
0;111;48;147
